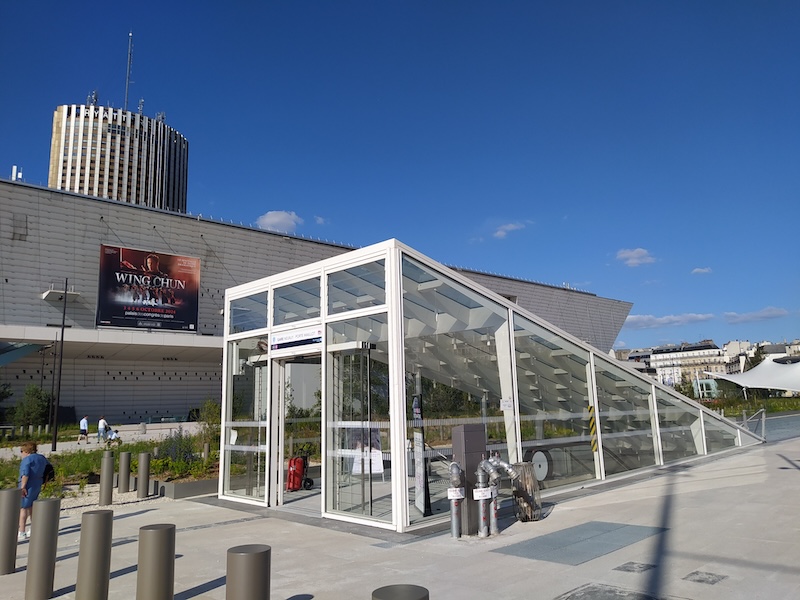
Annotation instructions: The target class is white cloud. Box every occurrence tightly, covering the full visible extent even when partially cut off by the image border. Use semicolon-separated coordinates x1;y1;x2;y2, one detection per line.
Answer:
616;248;655;267
256;211;304;233
723;306;789;324
623;313;715;330
314;216;327;225
493;222;525;239
691;267;712;275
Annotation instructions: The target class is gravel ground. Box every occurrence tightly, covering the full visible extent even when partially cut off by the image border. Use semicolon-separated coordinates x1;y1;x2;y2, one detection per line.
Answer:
55;483;175;518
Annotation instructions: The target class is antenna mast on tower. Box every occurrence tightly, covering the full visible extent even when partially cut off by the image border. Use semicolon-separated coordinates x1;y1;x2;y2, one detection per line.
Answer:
124;32;133;112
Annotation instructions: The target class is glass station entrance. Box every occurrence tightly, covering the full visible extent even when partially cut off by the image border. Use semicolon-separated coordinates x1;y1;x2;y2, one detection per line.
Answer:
221;239;762;533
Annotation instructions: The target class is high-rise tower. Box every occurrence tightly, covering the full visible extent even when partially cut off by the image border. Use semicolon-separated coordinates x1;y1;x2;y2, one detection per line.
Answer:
47;101;189;212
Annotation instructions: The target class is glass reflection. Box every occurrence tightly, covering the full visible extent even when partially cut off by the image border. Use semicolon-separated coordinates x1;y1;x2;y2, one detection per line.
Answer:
594;356;656;475
328;260;386;315
402;255;512;523
326;314;392;523
513;314;594;488
229;292;268;333
274;277;321;325
655;388;701;462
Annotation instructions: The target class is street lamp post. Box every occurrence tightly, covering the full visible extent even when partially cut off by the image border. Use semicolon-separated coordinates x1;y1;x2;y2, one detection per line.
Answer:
51;278;68;451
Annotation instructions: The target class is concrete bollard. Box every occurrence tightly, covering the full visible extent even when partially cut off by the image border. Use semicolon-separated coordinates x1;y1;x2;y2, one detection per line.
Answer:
137;453;150;499
28;425;34;436
203;442;210;461
36;425;42;436
136;524;175;600
100;451;114;506
226;544;271;600
138;422;146;435
0;488;22;575
119;452;131;493
372;584;430;600
75;510;113;600
24;497;61;600
45;424;49;435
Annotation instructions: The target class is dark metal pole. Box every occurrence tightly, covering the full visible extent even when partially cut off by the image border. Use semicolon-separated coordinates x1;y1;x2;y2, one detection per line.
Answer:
24;498;61;600
51;277;68;451
75;510;113;600
137;452;150;498
136;524;175;600
0;488;22;575
372;584;430;600
100;451;114;506
226;544;271;600
119;452;131;493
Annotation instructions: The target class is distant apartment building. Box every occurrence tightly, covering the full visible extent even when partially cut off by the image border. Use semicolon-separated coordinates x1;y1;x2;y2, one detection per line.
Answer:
48;102;188;212
649;340;726;387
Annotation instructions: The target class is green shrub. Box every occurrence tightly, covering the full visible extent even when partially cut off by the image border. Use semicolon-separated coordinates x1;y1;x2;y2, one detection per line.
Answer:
158;427;196;464
11;385;51;427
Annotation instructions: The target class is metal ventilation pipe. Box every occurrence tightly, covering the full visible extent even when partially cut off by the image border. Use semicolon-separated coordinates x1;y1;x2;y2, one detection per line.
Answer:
476;455;521;536
475;466;490;538
448;462;464;539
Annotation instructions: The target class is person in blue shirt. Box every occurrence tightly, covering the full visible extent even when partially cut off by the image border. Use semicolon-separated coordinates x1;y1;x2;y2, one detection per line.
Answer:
18;441;49;541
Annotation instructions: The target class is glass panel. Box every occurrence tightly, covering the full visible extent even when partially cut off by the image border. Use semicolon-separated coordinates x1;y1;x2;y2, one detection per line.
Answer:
594;356;657;475
222;338;269;503
223;446;267;501
326;313;392;523
512;313;595;489
229;338;269;421
274;277;320;325
229;292;268;333
328;260;386;315
703;413;739;452
655;388;702;462
402;255;512;525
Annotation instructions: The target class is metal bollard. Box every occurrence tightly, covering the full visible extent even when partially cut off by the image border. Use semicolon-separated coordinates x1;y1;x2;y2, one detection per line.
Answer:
136;524;175;600
100;451;114;506
137;453;150;499
372;584;430;600
119;452;131;493
0;488;22;575
24;497;61;600
75;510;113;600
226;544;271;600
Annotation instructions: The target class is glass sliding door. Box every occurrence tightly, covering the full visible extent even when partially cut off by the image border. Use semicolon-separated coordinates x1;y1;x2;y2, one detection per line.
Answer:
223;336;270;502
325;314;392;524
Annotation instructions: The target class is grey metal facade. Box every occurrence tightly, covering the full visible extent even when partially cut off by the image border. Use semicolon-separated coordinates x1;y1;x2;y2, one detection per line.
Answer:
0;180;632;423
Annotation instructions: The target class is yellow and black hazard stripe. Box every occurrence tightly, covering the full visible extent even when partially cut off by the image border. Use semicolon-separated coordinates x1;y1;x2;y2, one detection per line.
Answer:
588;404;598;452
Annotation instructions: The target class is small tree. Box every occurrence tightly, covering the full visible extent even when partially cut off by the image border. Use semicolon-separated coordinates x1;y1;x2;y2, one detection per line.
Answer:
198;398;222;446
12;384;51;427
0;380;12;423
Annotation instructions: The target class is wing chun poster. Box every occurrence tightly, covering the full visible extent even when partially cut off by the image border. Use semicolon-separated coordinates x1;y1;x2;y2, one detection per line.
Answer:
96;245;201;332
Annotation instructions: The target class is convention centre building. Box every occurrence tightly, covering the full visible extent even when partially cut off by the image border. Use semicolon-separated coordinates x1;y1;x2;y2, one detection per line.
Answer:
0;178;632;425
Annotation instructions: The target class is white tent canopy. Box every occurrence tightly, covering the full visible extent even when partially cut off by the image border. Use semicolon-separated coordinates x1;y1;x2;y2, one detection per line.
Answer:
708;356;800;393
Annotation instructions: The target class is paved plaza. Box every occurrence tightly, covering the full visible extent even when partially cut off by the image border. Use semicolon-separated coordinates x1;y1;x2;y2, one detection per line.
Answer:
3;427;800;599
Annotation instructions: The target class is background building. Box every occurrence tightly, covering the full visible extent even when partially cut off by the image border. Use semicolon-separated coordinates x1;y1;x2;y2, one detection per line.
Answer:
48;100;188;212
0;179;632;424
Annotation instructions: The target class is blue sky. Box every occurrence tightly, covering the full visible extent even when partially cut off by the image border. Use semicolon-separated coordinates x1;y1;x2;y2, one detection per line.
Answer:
1;2;797;350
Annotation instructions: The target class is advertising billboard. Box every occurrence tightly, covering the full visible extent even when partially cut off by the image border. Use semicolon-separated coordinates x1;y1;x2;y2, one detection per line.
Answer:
96;245;201;331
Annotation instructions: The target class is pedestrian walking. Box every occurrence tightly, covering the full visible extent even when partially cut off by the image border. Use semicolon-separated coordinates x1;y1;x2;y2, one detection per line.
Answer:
77;415;89;444
18;441;49;542
98;416;108;443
